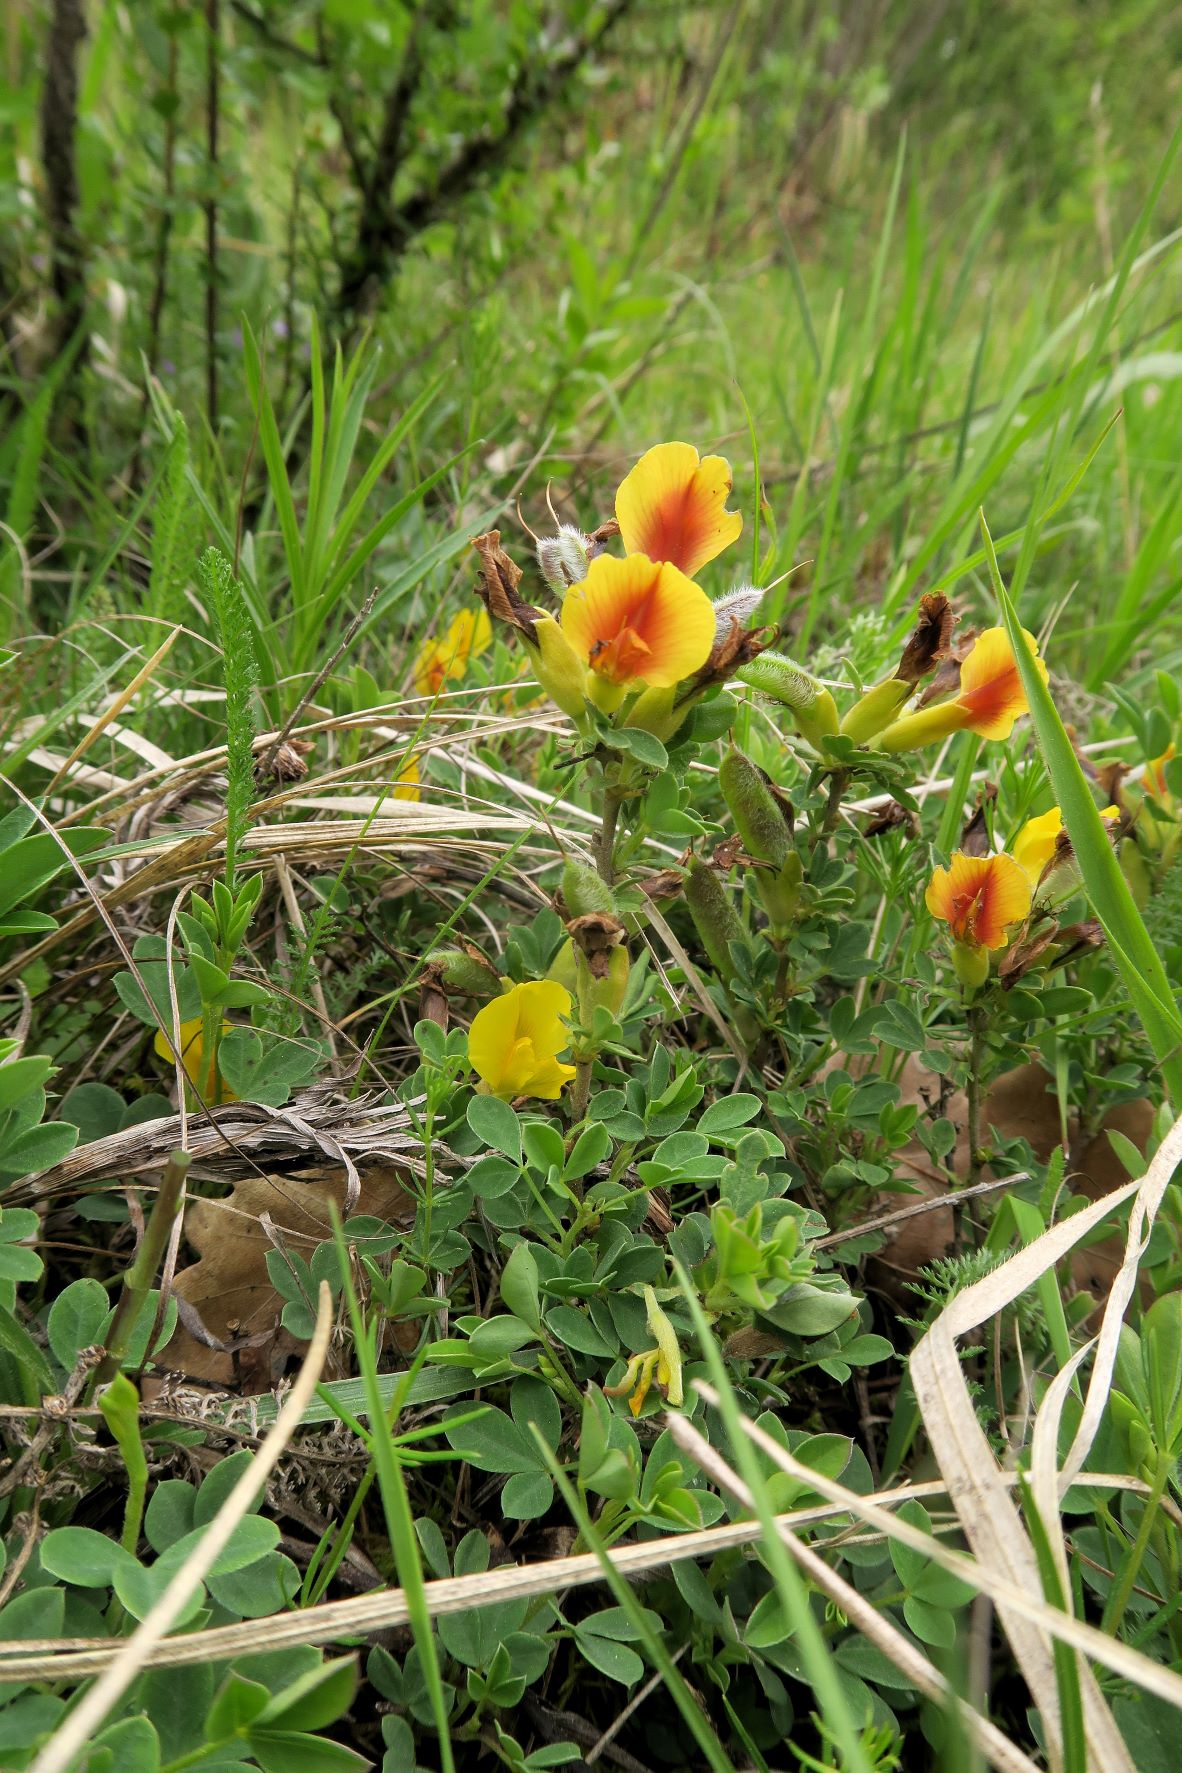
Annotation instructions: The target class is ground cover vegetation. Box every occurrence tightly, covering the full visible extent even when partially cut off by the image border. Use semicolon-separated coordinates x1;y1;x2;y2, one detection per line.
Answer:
3;2;1182;1768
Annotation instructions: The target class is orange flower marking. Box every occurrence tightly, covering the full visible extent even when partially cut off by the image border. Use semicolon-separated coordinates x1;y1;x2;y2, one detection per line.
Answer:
954;627;1049;741
615;442;743;578
561;554;716;694
1147;745;1176;801
879;626;1048;752
925;852;1032;951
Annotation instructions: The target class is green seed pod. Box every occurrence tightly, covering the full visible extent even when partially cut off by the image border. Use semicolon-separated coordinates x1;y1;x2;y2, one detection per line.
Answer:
951;941;989;991
562;859;617;918
426;946;501;997
592;944;630;1017
719;749;792;870
685;858;747;982
546;936;579;995
757;850;803;933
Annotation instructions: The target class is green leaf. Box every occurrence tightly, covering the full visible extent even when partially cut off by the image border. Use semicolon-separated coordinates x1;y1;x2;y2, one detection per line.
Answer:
206;1672;272;1741
40;1525;138;1589
499;1240;541;1329
467;1093;522;1162
698;1094;762;1136
254;1657;359;1731
501;1470;554;1519
0;1298;55;1391
247;1728;370;1773
47;1276;109;1370
571;1625;644;1686
218;1029;321;1108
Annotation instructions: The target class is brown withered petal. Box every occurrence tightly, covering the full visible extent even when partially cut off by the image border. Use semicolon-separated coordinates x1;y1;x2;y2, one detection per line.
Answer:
999;924;1060;983
255;737;312;785
895;592;955;685
693;618;780;689
915;653;963;710
958;782;998;856
640;869;686;902
711;833;747;872
1093;760;1128;805
472;530;540;642
862;800;918;839
587;517;621;556
566;910;626;979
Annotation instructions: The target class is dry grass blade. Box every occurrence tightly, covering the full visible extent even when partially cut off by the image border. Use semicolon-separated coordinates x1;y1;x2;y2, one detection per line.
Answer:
691;1384;1182;1719
0;1471;1151;1684
1059;1114;1182;1488
908;1121;1182;1770
665;1411;1043;1773
42;627;181;796
30;1282;334;1773
13;1090;428;1206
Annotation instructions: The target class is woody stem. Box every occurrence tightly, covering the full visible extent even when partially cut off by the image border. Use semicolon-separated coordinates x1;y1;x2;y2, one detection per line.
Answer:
594;788;624;886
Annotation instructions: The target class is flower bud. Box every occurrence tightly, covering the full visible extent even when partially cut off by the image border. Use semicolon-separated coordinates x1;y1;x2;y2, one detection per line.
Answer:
592;943;630;1017
536;525;592;596
529;615;588;719
719;749;792;869
562;859;617;918
711;585;765;641
839;678;913;745
951;941;989;991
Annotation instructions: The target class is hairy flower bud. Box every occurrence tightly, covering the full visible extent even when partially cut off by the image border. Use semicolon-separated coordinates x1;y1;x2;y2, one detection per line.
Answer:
425;944;501;998
536;525;592;596
711;585;765;641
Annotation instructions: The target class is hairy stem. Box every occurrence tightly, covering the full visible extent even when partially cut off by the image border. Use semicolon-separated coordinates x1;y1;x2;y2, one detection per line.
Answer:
95;1150;190;1386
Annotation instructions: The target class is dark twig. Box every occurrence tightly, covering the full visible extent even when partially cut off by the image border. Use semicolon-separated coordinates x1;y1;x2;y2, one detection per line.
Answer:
39;0;89;381
205;0;221;432
229;0;326;66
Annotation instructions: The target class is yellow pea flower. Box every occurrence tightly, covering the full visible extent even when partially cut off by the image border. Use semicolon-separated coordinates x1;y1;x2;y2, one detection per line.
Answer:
153;1017;237;1101
615;441;743;577
413;608;492;700
879;627;1048;752
393;754;421;801
467;980;577;1102
604;1286;685;1417
560;553;716;712
1012;804;1119;887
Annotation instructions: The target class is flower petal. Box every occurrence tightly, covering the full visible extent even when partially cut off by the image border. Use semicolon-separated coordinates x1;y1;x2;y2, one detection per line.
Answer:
956;627;1047;740
615;442;743;577
414;607;492;698
1012;806;1063;886
561;554;716;689
926;852;1031;949
467;981;574;1100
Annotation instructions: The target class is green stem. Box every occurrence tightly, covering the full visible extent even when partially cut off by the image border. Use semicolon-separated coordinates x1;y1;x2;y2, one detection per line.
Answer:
94;1150;190;1388
1102;1458;1172;1635
595;788;625;886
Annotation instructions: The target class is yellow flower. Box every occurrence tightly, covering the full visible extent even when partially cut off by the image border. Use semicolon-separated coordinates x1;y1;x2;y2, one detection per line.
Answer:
604;1286;685;1417
560;554;716;711
879;627;1049;752
1012;804;1119;887
413;608;492;700
925;851;1032;951
615;442;743;578
393;754;421;801
154;1017;237;1101
467;981;577;1101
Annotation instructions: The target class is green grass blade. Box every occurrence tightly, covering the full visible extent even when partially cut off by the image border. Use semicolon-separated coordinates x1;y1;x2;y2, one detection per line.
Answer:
981;511;1182;1104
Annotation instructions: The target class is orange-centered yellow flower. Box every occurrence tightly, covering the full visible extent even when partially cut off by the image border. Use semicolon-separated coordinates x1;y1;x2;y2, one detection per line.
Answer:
154;1017;237;1101
926;852;1032;950
413;608;492;700
561;554;715;710
879;627;1049;752
467;980;577;1102
1013;804;1119;887
615;441;743;578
